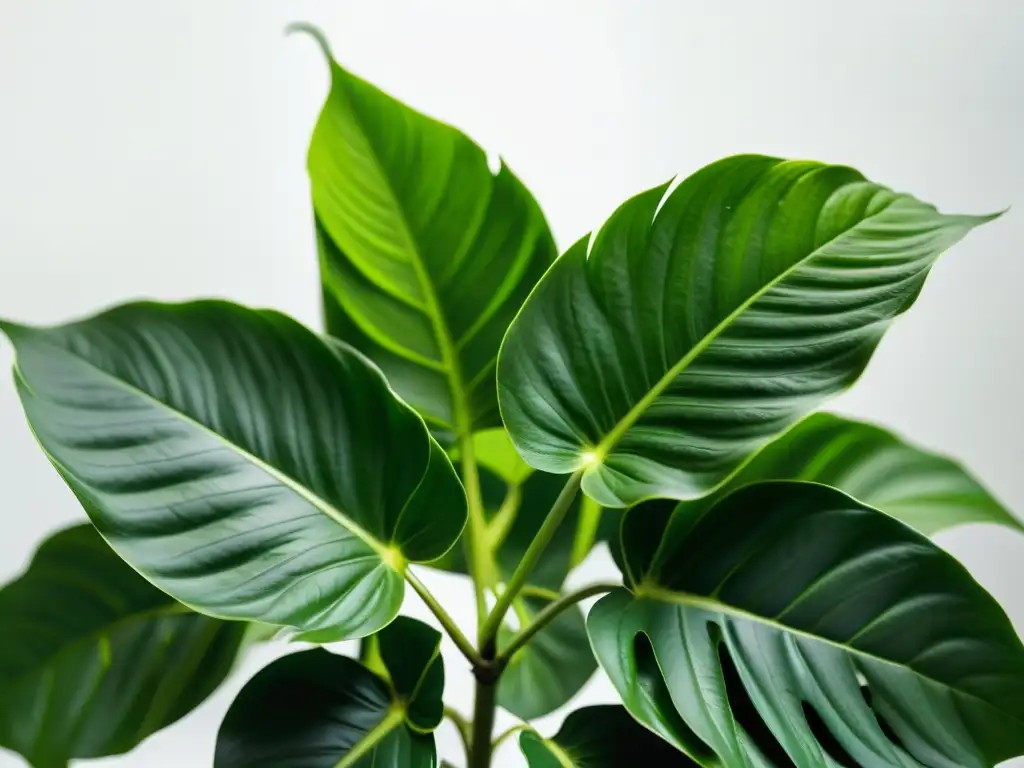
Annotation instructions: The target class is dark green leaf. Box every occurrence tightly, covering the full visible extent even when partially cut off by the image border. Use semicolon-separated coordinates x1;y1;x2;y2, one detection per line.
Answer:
297;25;556;436
498;155;996;506
215;649;434;767
519;705;698;767
0;524;245;768
697;411;1022;537
377;617;445;733
590;482;1024;766
498;598;595;721
1;301;467;642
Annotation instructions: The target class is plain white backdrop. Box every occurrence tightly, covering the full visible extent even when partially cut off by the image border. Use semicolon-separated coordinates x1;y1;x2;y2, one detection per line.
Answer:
2;2;1023;766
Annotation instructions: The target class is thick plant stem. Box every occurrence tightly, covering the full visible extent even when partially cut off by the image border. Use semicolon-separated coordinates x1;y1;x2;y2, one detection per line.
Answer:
479;469;584;646
459;435;491;628
497;582;620;663
469;653;498;768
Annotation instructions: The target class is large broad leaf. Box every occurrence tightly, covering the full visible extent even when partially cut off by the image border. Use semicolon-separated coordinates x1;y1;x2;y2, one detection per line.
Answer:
1;301;466;641
498;155;996;506
297;25;556;435
589;481;1024;767
0;524;245;768
519;705;698;767
215;617;443;767
693;411;1022;537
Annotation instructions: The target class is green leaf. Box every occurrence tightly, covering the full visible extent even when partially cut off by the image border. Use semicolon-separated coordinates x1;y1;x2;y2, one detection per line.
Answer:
590;481;1024;767
297;25;557;436
498;598;596;721
696;411;1022;537
497;155;996;507
1;300;467;642
376;617;445;733
215;617;444;767
0;524;246;768
519;705;699;767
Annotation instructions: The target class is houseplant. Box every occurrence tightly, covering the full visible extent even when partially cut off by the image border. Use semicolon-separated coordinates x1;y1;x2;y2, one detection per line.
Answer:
1;23;1023;767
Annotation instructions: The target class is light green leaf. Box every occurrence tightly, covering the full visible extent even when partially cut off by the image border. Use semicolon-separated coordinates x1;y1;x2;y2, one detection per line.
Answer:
590;481;1024;767
296;25;556;436
215;617;443;767
519;705;698;767
498;598;595;721
1;301;467;642
699;411;1022;537
0;524;246;768
498;155;997;507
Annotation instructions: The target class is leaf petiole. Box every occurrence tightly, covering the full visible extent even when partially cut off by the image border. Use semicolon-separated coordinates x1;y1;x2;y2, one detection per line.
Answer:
479;469;584;648
405;569;485;668
496;582;621;664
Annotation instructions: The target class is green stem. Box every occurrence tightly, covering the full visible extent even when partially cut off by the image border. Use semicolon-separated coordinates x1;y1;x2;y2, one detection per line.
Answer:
492;723;529;749
459;435;492;628
569;494;602;568
405;569;485;668
468;660;498;768
444;706;471;762
497;582;621;663
479;470;584;647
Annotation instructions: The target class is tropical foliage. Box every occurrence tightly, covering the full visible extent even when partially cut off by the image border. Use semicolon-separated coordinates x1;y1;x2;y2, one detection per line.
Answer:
1;24;1021;768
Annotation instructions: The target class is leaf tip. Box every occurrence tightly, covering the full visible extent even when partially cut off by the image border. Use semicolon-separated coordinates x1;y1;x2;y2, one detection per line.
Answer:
285;21;334;64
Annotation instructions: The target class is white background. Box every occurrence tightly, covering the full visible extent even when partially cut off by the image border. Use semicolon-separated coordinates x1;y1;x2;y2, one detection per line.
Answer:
2;2;1023;766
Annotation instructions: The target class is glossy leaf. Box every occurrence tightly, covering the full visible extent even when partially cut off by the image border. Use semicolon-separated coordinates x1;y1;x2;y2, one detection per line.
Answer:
696;411;1022;537
590;481;1024;766
1;301;466;641
298;25;556;435
498;155;996;506
0;524;245;768
519;705;698;767
215;618;444;768
498;598;595;721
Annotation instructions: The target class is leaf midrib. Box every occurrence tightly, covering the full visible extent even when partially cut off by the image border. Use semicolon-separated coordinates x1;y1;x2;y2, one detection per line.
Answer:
332;74;473;440
13;336;399;565
335;703;405;768
636;585;1024;726
592;192;898;462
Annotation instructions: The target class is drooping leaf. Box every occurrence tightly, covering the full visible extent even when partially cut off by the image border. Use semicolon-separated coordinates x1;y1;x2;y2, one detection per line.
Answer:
1;301;467;642
590;481;1024;767
296;25;556;436
498;155;997;507
519;705;698;767
694;411;1022;537
215;617;443;767
0;524;246;768
498;598;595;721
